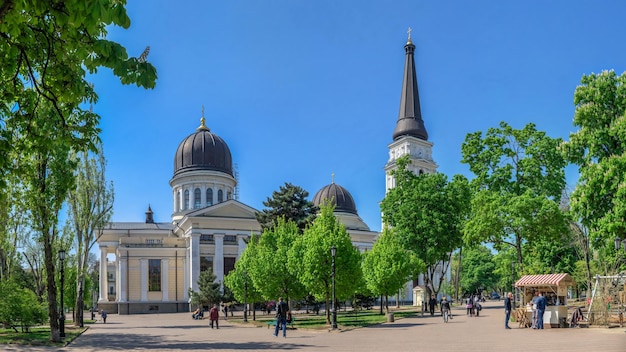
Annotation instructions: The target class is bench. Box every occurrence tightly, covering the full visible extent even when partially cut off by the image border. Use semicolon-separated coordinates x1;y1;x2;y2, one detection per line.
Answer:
266;316;296;330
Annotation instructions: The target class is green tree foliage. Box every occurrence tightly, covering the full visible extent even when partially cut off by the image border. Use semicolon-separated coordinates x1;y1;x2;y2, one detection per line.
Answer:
461;122;567;268
380;156;470;296
0;279;47;332
0;1;157;342
190;271;222;309
289;202;362;324
563;70;626;267
255;183;317;231
459;245;498;295
65;144;114;327
250;218;306;302
523;235;577;275
223;234;264;320
362;228;422;313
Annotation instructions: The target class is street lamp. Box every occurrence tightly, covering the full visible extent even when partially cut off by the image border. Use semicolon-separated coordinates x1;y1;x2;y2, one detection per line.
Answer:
243;270;248;323
331;246;337;329
511;261;516;309
614;237;626;252
59;249;66;338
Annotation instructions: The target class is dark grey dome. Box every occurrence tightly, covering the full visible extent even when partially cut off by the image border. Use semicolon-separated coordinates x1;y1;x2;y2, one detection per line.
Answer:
174;119;232;177
312;183;357;215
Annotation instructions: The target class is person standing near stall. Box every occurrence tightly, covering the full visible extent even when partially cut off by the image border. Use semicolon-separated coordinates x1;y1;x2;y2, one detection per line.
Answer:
504;292;512;329
535;291;547;329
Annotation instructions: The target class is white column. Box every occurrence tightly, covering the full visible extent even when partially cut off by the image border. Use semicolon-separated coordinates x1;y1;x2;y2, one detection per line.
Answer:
114;257;119;301
140;259;148;301
162;258;169;301
183;257;189;300
118;253;127;302
99;246;108;302
237;235;247;259
214;234;224;288
190;233;200;292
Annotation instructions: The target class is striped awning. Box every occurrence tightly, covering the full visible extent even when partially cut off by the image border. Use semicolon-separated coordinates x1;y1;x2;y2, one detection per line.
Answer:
515;273;575;287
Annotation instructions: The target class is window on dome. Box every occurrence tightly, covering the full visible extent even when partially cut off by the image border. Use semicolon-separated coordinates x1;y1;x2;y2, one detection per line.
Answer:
176;191;181;211
227;191;232;200
184;190;190;210
206;189;213;206
194;188;201;209
217;190;223;203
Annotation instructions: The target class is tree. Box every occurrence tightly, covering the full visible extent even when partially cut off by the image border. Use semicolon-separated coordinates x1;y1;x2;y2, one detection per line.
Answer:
0;279;46;332
380;156;470;297
223;234;264;320
289;202;362;325
563;70;626;270
65;144;114;327
362;228;422;313
459;245;498;295
0;2;157;341
251;218;306;302
461;121;567;268
190;271;222;309
255;183;317;231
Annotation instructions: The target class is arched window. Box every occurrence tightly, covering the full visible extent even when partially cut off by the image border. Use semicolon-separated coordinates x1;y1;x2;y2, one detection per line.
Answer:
206;188;213;206
194;188;201;209
217;189;223;203
184;189;190;210
227;191;232;200
175;190;181;211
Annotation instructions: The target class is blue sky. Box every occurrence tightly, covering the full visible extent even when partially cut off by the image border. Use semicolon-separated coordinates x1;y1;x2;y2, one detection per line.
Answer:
91;1;626;232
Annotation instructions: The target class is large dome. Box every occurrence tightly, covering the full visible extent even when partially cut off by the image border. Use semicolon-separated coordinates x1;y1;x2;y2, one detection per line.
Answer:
312;182;357;215
174;118;233;177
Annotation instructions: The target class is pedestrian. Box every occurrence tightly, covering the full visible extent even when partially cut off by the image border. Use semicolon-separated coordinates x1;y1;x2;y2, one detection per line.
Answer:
209;304;219;329
531;291;539;329
101;309;107;324
429;295;437;316
273;297;289;338
535;291;547;329
504;292;512;329
474;294;481;317
466;296;474;317
223;304;228;320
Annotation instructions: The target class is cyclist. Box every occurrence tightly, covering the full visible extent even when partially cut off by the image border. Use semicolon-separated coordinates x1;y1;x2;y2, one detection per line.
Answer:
440;296;452;322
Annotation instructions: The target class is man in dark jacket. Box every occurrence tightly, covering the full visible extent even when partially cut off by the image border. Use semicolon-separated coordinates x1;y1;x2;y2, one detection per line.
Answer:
535;292;547;329
429;295;437;316
273;297;289;338
504;292;512;329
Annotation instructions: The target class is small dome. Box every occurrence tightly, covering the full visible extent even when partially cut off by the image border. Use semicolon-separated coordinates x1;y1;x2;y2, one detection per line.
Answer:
174;118;233;177
312;183;357;215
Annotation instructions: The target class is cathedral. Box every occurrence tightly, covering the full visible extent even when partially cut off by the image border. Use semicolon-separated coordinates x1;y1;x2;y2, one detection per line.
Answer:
96;32;437;314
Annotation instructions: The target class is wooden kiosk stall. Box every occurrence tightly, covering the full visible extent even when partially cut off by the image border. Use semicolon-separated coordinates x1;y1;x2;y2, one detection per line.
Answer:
515;273;575;328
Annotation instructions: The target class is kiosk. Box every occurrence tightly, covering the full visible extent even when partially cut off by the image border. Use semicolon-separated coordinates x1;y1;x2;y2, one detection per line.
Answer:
515;273;575;328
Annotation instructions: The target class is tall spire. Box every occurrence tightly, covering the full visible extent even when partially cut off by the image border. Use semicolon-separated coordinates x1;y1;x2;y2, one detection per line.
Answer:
392;28;428;141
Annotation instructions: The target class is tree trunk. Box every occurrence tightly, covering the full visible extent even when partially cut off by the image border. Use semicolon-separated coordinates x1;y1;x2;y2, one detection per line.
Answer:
43;231;60;342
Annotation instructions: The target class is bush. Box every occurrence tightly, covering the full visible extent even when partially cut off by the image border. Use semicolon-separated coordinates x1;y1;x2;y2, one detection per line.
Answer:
0;280;47;332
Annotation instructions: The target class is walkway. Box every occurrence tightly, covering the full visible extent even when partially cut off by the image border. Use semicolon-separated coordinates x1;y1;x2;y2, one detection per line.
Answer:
2;301;625;351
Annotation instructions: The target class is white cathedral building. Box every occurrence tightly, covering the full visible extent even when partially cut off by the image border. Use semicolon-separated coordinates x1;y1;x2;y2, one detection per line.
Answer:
96;33;445;314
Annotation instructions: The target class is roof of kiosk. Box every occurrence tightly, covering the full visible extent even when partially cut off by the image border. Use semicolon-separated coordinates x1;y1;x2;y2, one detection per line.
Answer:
515;273;575;287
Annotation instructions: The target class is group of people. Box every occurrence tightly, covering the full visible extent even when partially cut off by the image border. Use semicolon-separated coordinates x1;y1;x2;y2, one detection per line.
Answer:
190;304;222;328
465;294;483;317
504;291;546;329
426;295;452;319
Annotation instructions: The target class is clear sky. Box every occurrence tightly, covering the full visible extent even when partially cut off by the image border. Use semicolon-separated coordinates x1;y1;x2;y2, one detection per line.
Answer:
91;1;626;232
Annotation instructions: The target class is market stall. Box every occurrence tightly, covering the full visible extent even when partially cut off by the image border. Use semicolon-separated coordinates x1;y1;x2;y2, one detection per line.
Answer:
515;273;576;328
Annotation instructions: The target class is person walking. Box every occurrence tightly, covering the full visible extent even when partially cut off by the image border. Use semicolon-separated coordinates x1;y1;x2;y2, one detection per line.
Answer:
440;296;452;322
429;295;437;316
504;292;512;329
273;297;289;338
209;304;219;329
531;291;539;329
535;291;547;329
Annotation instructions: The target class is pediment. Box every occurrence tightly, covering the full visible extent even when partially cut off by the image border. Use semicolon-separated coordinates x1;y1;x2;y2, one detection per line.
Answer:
186;200;258;220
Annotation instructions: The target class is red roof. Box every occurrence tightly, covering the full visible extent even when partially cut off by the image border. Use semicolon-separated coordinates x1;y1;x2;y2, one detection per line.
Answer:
515;273;575;287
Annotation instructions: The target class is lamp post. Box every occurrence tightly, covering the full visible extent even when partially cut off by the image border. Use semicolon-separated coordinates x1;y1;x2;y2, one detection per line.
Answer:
614;237;625;328
59;249;66;338
511;261;516;309
243;270;248;323
331;246;337;329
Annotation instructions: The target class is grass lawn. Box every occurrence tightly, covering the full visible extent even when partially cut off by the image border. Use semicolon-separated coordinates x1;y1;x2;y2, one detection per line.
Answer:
237;307;419;330
0;320;91;347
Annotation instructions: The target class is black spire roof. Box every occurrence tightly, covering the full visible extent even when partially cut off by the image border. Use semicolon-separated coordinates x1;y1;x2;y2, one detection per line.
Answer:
392;30;428;141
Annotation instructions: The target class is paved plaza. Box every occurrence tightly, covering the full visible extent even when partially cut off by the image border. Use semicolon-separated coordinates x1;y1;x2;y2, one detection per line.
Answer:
2;301;625;352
